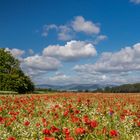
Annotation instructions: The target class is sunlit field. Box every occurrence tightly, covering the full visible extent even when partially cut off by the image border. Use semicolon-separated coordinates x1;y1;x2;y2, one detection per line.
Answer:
0;93;140;140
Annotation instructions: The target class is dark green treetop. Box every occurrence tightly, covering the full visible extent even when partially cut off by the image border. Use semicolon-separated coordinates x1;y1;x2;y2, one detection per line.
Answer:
0;48;34;94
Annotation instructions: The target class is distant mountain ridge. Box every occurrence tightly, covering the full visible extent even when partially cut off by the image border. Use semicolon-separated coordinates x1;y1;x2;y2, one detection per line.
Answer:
36;84;115;91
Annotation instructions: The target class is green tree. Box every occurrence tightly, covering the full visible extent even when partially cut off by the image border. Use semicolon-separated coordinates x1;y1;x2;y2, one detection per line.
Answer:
0;48;34;94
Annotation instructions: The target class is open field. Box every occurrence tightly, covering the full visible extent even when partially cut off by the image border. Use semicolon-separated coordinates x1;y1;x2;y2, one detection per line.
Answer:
0;93;140;140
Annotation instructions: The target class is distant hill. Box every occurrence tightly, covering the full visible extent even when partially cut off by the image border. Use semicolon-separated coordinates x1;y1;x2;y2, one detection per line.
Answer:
36;83;140;93
36;84;115;91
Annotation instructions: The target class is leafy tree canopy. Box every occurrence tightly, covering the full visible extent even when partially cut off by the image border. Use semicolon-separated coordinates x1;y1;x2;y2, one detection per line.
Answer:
0;48;34;94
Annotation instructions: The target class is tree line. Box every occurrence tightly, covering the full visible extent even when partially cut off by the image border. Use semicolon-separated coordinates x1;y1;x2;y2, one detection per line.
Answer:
95;83;140;93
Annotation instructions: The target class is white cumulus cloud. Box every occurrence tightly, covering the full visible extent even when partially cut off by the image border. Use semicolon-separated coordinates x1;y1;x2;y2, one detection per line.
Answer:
74;43;140;73
72;16;100;34
23;55;61;71
42;16;101;41
5;48;25;58
130;0;140;4
43;40;97;61
58;25;75;41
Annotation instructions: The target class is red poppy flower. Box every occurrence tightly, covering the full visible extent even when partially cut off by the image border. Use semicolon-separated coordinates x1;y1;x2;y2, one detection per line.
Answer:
24;121;30;126
50;126;60;133
110;130;118;137
43;129;51;135
63;110;69;117
83;115;90;124
0;116;4;124
65;136;74;140
90;120;98;128
75;110;80;114
75;127;85;135
137;121;140;127
36;123;40;127
63;128;70;136
7;137;16;140
44;137;55;140
71;116;79;123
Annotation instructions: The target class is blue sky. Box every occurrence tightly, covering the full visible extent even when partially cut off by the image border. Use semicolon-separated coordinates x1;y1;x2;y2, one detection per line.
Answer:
1;0;140;85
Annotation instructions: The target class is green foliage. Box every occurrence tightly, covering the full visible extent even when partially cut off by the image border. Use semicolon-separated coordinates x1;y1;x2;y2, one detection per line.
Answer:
95;83;140;93
35;88;58;94
0;48;34;94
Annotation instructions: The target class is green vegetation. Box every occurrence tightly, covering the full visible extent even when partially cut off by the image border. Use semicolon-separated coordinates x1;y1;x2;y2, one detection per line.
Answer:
95;83;140;93
35;88;61;94
0;48;34;94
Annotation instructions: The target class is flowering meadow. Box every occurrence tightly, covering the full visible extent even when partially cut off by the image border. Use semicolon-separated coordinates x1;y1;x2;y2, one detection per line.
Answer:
0;93;140;140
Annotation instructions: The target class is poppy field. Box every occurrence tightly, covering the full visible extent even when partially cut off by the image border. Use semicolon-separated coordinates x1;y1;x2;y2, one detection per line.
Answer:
0;93;140;140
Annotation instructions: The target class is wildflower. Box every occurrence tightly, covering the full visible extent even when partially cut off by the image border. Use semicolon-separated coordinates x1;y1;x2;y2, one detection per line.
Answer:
63;128;70;136
44;137;56;140
110;130;118;137
83;115;90;124
74;109;80;114
50;126;60;133
102;127;107;134
7;137;16;140
43;128;51;135
55;104;59;108
137;121;140;127
0;116;4;124
109;109;114;115
36;123;40;127
120;114;125;121
42;118;48;127
64;110;69;117
42;118;46;123
24;121;30;126
90;120;98;128
71;116;80;123
75;127;85;135
65;137;74;140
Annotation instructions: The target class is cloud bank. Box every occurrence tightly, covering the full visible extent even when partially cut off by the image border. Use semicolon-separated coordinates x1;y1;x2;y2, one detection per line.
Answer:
43;40;97;61
6;42;140;85
74;43;140;73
